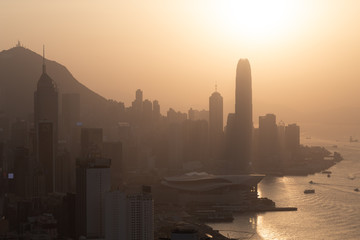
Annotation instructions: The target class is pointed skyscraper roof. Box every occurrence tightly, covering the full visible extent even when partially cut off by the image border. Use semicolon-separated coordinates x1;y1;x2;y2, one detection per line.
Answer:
42;45;46;74
37;45;57;91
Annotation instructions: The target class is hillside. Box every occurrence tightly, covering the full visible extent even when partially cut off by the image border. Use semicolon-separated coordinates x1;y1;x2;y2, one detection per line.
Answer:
0;46;114;127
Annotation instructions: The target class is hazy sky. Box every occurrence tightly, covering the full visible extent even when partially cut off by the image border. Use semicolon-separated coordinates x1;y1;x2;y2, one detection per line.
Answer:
2;0;360;125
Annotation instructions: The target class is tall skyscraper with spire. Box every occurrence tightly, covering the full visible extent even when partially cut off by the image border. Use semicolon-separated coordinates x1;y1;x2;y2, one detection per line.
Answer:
234;59;253;170
209;84;223;160
34;46;59;193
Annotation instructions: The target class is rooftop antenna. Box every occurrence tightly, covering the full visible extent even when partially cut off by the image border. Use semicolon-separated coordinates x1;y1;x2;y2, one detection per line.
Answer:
42;45;46;74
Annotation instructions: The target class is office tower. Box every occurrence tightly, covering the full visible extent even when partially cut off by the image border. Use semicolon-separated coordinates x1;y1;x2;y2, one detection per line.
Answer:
81;128;103;158
209;89;223;160
285;124;300;153
76;158;111;239
62;93;80;138
258;114;279;167
13;147;30;197
103;141;123;187
38;121;55;193
143;99;153;121
34;49;58;155
127;192;154;240
182;120;209;165
235;59;253;169
225;113;236;163
104;190;127;240
152;100;160;121
55;147;71;193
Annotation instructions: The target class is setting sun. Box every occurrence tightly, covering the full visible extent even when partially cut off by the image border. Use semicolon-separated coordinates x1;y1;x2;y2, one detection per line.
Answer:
207;0;302;43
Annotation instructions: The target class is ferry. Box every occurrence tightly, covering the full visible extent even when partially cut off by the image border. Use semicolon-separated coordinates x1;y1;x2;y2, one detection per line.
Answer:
304;189;315;194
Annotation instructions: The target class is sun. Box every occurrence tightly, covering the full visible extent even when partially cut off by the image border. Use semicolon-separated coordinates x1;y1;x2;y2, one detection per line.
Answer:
208;0;302;44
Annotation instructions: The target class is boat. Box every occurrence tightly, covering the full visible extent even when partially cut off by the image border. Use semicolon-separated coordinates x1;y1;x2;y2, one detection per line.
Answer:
354;188;359;192
304;189;315;194
309;180;314;184
350;136;358;142
327;174;331;178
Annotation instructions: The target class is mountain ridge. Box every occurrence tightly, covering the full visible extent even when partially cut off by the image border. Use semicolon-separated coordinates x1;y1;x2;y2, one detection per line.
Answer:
0;46;115;127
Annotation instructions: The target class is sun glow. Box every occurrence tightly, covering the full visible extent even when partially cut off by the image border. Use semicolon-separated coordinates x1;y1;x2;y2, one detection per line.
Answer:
208;0;302;44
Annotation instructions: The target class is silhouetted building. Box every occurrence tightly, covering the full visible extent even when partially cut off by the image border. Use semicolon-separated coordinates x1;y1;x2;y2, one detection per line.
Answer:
182;120;209;166
13;147;30;197
76;158;111;239
132;89;143;116
225;113;236;165
285;124;300;153
62;93;80;138
258;114;279;167
104;190;127;240
209;90;223;160
188;108;209;122
167;123;183;169
55;147;71;193
152;100;161;121
103;141;123;188
143;99;153;120
38;121;55;193
34;51;59;157
167;108;187;124
81;128;103;158
234;59;253;170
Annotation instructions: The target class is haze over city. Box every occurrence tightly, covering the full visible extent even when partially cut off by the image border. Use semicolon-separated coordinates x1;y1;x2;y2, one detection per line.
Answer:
1;1;360;240
2;0;360;126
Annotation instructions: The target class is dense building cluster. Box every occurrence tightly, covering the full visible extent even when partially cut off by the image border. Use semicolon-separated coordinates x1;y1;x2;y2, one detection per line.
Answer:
0;46;303;239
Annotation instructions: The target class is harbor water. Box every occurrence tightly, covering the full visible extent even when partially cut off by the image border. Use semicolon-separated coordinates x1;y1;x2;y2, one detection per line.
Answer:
208;127;360;239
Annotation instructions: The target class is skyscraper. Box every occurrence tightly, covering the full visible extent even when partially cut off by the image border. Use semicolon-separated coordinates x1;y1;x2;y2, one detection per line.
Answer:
81;128;103;158
235;59;253;170
38;121;55;193
209;89;223;160
76;158;111;239
62;93;80;138
127;192;154;240
258;114;279;167
34;47;58;159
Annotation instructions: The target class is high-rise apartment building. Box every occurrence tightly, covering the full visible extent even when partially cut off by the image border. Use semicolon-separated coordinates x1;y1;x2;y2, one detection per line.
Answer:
127;192;154;240
76;158;111;239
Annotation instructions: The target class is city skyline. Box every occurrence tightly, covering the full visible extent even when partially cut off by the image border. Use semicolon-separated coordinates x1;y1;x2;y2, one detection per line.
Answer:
2;1;360;126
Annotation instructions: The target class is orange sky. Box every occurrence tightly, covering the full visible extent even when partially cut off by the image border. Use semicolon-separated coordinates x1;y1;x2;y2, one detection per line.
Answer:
1;0;360;125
